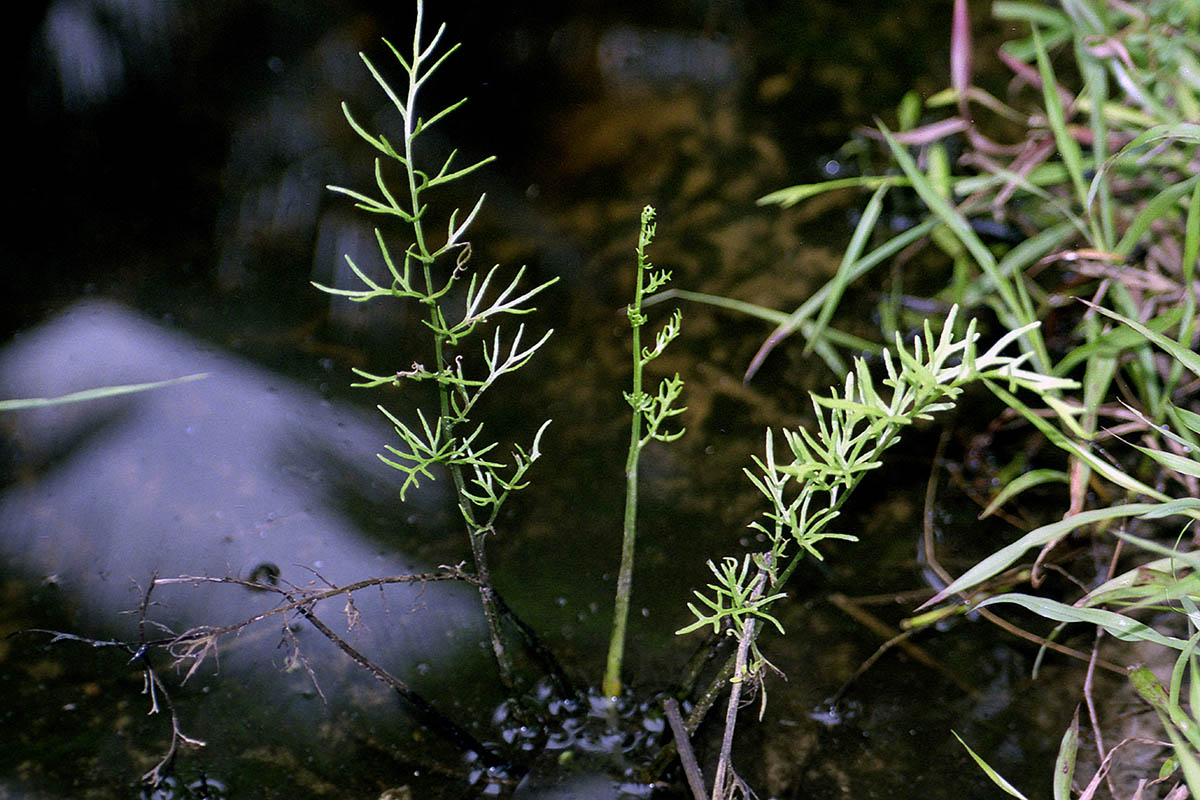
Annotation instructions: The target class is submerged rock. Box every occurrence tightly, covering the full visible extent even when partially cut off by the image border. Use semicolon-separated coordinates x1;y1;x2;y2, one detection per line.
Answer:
0;299;487;788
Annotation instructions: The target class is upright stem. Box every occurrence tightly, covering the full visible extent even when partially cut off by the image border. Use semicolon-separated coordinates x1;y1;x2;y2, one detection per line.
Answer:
603;207;656;699
604;326;643;699
403;0;514;689
711;561;769;799
465;524;516;689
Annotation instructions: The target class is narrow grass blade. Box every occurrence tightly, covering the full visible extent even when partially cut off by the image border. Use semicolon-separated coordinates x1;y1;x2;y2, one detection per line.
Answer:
1052;307;1181;376
1176;406;1200;437
1117;174;1200;259
757;175;905;208
1078;40;1113;246
1131;665;1200;789
1128;442;1200;481
1059;0;1104;35
979;469;1070;518
740;219;937;379
805;184;888;355
1173;180;1200;402
992;1;1070;30
1082;300;1200;378
1086;122;1200;212
1113;531;1200;573
1185;180;1199;288
1080;557;1200;608
645;289;788;325
920;503;1162;608
1168;634;1200;725
1137;498;1200;519
0;373;209;411
975;593;1188;649
1054;708;1080;800
1031;26;1089;212
962;221;1075;310
641;289;880;376
878;124;1027;331
952;732;1031;800
985;379;1169;502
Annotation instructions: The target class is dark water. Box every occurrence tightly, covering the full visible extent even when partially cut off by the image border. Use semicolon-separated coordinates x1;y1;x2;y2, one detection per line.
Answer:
2;2;1074;798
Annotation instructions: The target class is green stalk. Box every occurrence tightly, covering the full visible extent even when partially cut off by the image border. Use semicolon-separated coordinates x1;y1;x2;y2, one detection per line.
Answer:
401;0;514;687
321;0;557;699
604;206;670;699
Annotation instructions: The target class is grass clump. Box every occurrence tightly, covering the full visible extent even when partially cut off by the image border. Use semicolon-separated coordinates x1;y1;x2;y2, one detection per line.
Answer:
704;0;1200;795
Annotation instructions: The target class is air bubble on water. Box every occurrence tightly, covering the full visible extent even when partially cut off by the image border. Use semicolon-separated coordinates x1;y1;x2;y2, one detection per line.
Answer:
809;703;847;727
187;777;228;798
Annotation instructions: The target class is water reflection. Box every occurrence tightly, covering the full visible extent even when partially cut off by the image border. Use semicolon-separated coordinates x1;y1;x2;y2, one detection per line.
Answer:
0;300;486;793
41;0;174;109
10;1;1070;797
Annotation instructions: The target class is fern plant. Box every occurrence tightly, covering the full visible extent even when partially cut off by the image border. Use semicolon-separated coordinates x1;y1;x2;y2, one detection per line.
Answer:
680;307;1077;798
313;0;557;686
603;205;687;699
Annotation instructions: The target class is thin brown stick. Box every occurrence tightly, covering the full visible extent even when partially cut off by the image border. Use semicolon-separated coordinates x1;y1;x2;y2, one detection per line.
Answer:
1082;628;1113;799
921;430;1127;675
466;525;517;692
294;602;509;769
73;568;477;652
20;566;512;776
974;607;1125;673
664;697;708;800
1091;522;1127;799
491;586;578;700
139;659;207;785
126;574;208;787
828;593;976;698
644;655;735;782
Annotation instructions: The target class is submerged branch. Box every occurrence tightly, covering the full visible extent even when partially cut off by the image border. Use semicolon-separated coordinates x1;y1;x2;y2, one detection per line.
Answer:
294;602;510;769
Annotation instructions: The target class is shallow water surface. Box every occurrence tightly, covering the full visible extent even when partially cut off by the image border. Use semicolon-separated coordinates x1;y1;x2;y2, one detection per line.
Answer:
3;2;1073;797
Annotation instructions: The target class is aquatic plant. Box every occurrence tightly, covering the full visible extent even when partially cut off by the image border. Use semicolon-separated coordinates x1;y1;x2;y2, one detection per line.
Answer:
17;0;1197;796
603;204;686;699
675;306;1075;798
313;0;557;688
710;0;1200;794
927;303;1200;798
